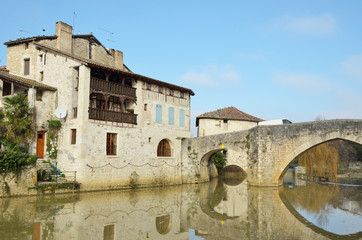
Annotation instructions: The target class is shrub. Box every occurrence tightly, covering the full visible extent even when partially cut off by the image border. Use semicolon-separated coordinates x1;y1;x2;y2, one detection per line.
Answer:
0;147;37;174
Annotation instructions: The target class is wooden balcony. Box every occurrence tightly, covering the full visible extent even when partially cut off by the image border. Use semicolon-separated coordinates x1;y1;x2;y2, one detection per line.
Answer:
90;77;136;98
89;108;137;125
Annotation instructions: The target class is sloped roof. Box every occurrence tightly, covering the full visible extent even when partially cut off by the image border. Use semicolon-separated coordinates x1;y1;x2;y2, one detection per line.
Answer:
196;107;263;126
33;42;195;96
0;70;57;91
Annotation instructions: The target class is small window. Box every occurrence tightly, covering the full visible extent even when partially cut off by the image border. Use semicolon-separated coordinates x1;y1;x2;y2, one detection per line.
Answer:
158;87;163;93
148;137;151;142
44;54;46;65
25;43;28;49
71;129;76;144
39;54;43;63
157;139;171;157
146;83;151;90
180;92;184;98
36;90;43;101
73;108;77;118
40;71;44;81
144;104;147;111
169;89;173;96
24;58;30;75
107;133;117;155
103;224;114;240
223;119;228;123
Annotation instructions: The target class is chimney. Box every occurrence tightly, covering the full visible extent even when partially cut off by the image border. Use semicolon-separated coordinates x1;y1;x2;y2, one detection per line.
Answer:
55;21;73;53
109;49;115;56
114;50;123;70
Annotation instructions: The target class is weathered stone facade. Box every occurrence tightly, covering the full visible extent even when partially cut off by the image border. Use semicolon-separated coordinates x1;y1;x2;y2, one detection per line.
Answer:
1;21;194;191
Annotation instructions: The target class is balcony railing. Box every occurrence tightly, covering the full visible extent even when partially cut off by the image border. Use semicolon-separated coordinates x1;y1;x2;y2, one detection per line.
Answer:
89;108;137;125
90;77;136;98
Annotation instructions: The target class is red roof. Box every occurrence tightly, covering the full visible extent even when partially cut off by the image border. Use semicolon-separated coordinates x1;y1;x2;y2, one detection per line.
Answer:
196;106;263;126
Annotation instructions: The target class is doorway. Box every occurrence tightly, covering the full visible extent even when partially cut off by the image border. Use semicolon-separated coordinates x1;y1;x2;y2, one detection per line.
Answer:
36;131;45;158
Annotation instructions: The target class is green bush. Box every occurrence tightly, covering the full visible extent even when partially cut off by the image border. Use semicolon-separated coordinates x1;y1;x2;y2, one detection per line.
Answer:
0;148;37;174
213;152;226;170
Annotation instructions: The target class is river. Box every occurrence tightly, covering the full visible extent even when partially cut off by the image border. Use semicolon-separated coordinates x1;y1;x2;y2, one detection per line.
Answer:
0;176;361;240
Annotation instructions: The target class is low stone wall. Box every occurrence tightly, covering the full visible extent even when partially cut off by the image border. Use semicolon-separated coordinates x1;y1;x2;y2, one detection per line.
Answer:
0;167;37;197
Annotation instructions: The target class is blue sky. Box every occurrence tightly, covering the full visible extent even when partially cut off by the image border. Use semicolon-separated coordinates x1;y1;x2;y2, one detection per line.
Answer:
1;0;362;135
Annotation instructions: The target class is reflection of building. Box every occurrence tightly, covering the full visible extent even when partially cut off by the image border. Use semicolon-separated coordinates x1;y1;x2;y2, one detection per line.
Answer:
196;107;263;137
341;200;362;216
1;21;194;190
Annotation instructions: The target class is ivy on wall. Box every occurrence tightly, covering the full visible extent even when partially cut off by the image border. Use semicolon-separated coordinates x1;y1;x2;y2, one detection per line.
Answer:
46;120;61;161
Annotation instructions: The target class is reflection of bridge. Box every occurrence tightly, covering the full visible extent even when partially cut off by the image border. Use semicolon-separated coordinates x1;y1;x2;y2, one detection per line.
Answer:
182;120;362;186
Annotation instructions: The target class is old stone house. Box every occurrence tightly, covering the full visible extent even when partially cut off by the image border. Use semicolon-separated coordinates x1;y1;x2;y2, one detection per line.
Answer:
196;106;263;137
0;21;194;190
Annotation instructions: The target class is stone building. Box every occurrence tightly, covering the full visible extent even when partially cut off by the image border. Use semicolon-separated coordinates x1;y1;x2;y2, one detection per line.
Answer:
0;21;194;190
196;106;263;137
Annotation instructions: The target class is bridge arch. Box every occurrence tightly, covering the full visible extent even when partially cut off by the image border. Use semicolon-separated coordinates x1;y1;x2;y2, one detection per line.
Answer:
199;149;224;181
277;136;362;185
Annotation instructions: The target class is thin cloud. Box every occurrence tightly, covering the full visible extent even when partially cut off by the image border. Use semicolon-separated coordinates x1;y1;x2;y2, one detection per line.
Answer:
342;54;362;81
180;65;241;87
273;73;331;93
272;14;337;35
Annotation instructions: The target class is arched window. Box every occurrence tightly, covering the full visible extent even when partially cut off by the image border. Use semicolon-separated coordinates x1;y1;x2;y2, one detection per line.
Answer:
155;214;171;234
157;139;171;157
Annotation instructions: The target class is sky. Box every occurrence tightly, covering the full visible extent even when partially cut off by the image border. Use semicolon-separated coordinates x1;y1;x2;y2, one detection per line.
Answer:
1;0;362;136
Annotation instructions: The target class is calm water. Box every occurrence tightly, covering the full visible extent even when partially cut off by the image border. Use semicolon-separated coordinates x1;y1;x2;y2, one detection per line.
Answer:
0;177;361;240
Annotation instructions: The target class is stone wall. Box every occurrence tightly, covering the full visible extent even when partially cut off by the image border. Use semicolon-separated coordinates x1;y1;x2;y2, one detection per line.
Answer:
0;167;37;197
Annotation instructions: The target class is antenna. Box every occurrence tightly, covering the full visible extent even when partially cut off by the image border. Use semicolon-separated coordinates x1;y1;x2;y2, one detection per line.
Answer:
19;30;31;38
99;28;114;49
73;12;77;33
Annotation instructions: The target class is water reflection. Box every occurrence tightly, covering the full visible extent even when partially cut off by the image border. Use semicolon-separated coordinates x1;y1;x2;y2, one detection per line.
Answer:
0;178;361;240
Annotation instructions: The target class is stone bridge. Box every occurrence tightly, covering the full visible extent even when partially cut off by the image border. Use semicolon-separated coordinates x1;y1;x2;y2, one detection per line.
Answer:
182;119;362;186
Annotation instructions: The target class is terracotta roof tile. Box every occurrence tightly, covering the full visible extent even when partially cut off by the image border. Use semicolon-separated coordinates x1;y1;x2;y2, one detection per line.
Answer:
197;107;263;125
0;71;57;91
32;42;195;95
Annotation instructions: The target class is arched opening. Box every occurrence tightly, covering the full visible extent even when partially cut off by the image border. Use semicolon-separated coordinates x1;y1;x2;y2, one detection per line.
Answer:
280;138;362;186
155;214;172;234
222;165;247;186
200;149;224;181
157;139;172;157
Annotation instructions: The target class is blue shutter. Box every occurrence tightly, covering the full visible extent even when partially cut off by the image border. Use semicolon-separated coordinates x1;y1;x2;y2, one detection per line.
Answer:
180;109;185;127
156;105;162;123
168;107;174;125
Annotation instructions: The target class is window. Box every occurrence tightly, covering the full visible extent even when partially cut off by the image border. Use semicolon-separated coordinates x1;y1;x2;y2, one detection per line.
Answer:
44;54;46;65
73;107;77;118
103;224;114;240
146;83;151;90
24;58;30;75
144;104;147;111
169;89;173;96
106;133;117;155
156;104;162;123
157;139;171;157
180;92;184;98
39;54;43;63
179;109;185;127
168;107;174;125
156;215;171;235
158;86;163;93
71;129;76;144
40;71;44;81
